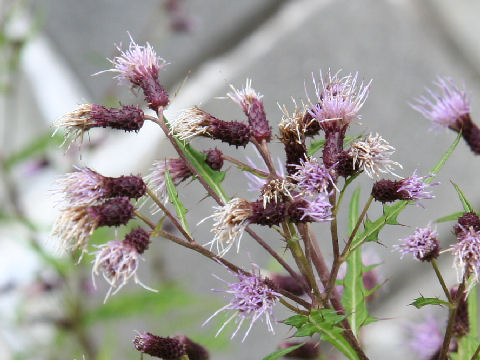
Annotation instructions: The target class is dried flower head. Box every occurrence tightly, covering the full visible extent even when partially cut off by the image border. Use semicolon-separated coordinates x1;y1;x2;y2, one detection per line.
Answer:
278;100;307;144
308;70;371;132
202;198;252;256
203;264;281;342
228;79;271;141
407;315;444;360
451;227;480;289
92;228;155;302
394;226;440;262
349;133;402;178
54;167;145;207
134;332;185;359
411;77;470;131
147;158;192;198
261;178;294;207
290;158;334;195
54;104;144;147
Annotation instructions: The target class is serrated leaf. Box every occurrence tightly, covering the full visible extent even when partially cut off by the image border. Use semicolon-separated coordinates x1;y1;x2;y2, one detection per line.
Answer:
435;211;464;223
451;182;475;212
175;139;228;203
262;343;305;360
349;132;461;253
164;169;190;235
283;314;308;328
410;296;450;309
307;135;361;156
342;188;376;338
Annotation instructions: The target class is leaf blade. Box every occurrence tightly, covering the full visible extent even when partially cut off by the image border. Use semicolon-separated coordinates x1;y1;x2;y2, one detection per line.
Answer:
164;169;190;235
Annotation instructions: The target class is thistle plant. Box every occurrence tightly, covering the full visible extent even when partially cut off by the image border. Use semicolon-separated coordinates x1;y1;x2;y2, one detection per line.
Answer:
51;36;480;360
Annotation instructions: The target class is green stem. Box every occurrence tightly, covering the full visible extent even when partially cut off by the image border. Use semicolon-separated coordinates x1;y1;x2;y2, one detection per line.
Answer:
470;344;480;360
431;259;453;303
222;154;269;178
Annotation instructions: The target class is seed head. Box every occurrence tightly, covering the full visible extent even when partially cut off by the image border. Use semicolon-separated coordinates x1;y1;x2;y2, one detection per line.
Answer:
349;133;402;178
307;70;371;132
261;178;294;207
411;77;470;131
394;226;440;262
92;228;154;302
290;158;334;195
133;332;185;359
228;79;271;142
203;264;281;342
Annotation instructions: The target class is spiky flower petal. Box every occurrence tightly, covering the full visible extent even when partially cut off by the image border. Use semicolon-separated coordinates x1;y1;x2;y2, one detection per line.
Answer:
289;195;333;223
451;227;480;289
349;133;402;178
203;264;281;342
290;158;334;195
396;170;438;202
394;226;440;262
411;77;470;130
261;178;294;207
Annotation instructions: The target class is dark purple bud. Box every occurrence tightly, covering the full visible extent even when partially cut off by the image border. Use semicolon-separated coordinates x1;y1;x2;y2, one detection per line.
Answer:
455;212;480;235
279;341;320;359
209;118;252;147
460;114;480;154
371;179;402;203
104;175;146;200
249;200;286;226
90;104;144;132
451;286;469;337
133;332;186;359
204;148;224;171
287;198;311;223
136;74;170;111
175;335;210;360
87;197;134;227
123;227;151;254
270;273;306;296
284;142;308;176
247;97;271;142
336;151;357;178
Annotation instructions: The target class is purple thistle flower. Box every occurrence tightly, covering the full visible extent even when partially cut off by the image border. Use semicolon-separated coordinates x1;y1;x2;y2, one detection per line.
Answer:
54;167;146;207
451;227;480;289
297;194;333;223
92;228;155;302
307;70;371;132
203;264;281;342
394;226;440;262
407;315;444;360
133;332;186;359
290;158;334;195
411;77;470;131
201;198;253;257
227;79;271;142
396;170;439;202
146;158;192;199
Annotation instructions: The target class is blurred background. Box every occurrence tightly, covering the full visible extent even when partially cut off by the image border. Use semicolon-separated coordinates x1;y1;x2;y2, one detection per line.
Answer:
1;0;480;359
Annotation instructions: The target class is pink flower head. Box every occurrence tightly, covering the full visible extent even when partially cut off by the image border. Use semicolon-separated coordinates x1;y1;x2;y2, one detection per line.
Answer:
394;226;440;262
203;264;281;342
411;77;470;130
290;158;334;195
297;194;333;223
397;170;439;203
307;70;371;132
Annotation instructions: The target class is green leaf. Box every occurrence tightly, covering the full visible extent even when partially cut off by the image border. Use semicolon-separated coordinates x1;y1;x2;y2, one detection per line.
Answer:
410;296;450;309
435;211;464;223
452;286;480;360
349;132;461;253
175;139;229;203
164;169;191;235
262;343;305;360
307;135;361;156
342;188;376;338
283;314;308;328
451;182;475;212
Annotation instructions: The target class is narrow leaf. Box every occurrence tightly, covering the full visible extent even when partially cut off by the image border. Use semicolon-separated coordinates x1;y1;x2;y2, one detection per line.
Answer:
451;182;475;212
164;169;190;235
262;343;305;360
410;296;450;309
427;131;462;179
435;212;464;223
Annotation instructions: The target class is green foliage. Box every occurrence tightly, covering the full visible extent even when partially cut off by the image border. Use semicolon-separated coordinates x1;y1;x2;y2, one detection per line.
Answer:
451;182;474;212
174;139;229;202
164;169;191;235
435;211;464;223
307;135;361;157
262;343;305;360
342;188;376;338
284;309;359;360
410;296;450;309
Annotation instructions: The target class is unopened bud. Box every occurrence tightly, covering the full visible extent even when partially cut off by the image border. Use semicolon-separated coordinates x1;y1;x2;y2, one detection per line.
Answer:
133;332;185;359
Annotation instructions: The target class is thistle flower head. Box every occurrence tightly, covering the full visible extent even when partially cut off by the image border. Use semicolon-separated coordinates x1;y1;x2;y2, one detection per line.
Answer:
202;198;252;256
307;70;371;132
407;315;444;360
397;170;439;203
451;227;480;288
54;167;146;207
54;104;145;148
411;77;470;131
278;100;307;144
203;264;281;342
394;226;440;262
133;332;185;359
146;158;192;199
92;228;154;302
290;158;334;195
105;35;167;87
288;194;333;223
170;107;213;141
261;178;294;207
349;133;402;178
228;79;271;141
